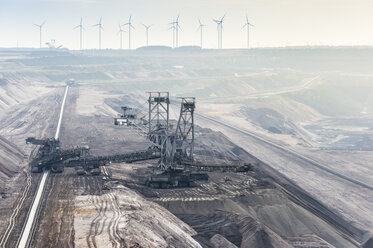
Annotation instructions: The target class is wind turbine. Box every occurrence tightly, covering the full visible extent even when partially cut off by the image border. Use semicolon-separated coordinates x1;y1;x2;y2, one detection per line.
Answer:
170;15;181;47
34;21;46;48
92;17;103;50
123;15;134;49
213;14;225;49
243;15;254;49
175;15;181;47
74;18;85;50
142;24;153;47
169;19;176;48
198;18;207;48
118;24;126;49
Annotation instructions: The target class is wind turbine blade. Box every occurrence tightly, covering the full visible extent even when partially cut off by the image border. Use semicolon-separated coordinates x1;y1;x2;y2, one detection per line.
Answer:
242;23;247;29
221;14;226;22
198;18;202;25
99;16;102;24
74;25;80;29
41;21;46;26
246;15;248;24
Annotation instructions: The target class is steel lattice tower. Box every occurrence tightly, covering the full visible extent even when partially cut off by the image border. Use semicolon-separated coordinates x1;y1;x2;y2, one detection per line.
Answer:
172;97;195;162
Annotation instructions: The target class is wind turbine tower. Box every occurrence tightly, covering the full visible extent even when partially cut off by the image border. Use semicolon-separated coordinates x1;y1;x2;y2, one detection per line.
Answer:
169;19;176;48
170;15;181;47
213;15;225;49
198;19;207;48
93;17;103;49
123;16;134;49
243;15;254;49
118;24;125;49
74;18;85;50
175;15;181;47
142;24;153;47
34;21;45;48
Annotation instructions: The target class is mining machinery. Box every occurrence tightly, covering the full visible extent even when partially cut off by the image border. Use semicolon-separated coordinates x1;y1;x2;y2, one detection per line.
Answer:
114;106;137;126
26;136;161;175
146;96;205;188
26;137;87;173
114;92;208;188
65;146;161;175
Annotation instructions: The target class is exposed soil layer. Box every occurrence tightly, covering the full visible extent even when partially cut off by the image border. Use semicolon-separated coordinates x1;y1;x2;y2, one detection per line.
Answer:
29;86;202;248
24;84;365;248
0;84;62;247
1;48;372;248
125;165;360;248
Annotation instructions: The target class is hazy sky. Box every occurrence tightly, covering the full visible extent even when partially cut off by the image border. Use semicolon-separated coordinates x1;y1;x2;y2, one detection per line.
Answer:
1;0;373;49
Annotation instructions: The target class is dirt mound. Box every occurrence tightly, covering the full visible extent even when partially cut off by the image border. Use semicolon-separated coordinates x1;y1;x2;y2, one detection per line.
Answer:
178;213;242;247
0;72;50;111
233;215;292;248
73;185;202;248
239;107;294;135
177;212;292;248
362;236;373;248
210;234;238;248
0;135;24;181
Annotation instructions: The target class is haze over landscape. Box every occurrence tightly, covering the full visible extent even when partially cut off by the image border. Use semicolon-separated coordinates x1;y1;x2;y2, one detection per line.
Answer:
1;0;373;49
0;1;373;248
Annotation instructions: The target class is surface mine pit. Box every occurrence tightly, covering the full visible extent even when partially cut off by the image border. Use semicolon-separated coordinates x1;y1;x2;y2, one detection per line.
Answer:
1;50;372;248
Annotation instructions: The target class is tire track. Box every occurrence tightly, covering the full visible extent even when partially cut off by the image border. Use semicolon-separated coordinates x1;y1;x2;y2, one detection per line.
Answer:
102;166;122;247
86;175;107;248
85;166;123;248
107;192;122;248
0;168;32;247
87;190;101;248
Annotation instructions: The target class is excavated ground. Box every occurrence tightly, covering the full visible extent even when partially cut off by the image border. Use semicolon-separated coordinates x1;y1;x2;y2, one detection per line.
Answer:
119;162;360;248
0;86;63;247
0;82;368;247
30;86;202;247
28;85;362;247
